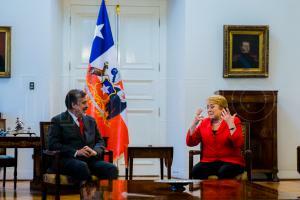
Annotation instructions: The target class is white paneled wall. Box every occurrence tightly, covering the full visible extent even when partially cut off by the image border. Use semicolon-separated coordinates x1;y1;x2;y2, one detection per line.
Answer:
0;0;63;179
167;0;300;179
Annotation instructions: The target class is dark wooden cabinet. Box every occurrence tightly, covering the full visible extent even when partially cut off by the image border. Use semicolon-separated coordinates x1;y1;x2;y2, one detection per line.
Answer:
216;90;278;181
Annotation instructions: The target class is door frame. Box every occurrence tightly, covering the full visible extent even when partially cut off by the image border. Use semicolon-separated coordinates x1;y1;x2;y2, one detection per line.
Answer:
61;0;167;175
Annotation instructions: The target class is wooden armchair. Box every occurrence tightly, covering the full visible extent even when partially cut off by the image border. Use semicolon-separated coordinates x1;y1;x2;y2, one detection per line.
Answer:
188;122;252;181
0;118;18;190
40;121;113;200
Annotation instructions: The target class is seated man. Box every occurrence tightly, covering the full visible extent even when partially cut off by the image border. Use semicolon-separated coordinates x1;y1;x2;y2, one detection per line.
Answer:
48;89;118;184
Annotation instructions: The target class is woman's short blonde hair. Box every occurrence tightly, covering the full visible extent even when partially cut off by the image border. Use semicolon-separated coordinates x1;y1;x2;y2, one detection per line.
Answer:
207;95;228;108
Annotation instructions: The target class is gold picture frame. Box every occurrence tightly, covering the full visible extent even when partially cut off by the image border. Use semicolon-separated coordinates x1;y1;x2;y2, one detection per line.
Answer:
0;26;11;78
223;25;269;78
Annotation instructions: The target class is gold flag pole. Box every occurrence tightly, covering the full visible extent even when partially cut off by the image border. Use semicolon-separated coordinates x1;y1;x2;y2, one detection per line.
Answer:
115;2;121;167
116;4;120;67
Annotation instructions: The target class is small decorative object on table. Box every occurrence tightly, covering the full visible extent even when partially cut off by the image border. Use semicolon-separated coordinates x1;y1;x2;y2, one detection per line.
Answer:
154;179;201;192
14;117;24;132
0;129;8;136
10;118;35;137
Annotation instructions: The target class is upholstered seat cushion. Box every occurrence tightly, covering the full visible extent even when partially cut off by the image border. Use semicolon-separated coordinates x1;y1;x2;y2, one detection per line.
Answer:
43;174;99;185
207;171;247;180
43;174;75;185
0;155;15;159
0;155;16;165
235;171;248;180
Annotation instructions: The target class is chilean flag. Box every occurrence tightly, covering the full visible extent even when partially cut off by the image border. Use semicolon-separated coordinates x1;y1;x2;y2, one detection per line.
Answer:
85;0;129;161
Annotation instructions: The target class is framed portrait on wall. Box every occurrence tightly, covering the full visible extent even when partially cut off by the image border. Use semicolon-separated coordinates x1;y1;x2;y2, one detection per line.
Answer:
0;26;11;78
223;25;269;78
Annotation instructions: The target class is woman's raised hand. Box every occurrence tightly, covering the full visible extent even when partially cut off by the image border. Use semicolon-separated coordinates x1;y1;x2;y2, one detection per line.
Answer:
221;108;237;134
189;108;204;134
221;108;236;124
194;108;204;124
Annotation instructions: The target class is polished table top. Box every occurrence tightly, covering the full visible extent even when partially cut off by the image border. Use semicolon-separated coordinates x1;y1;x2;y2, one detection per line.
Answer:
0;135;40;148
81;179;299;199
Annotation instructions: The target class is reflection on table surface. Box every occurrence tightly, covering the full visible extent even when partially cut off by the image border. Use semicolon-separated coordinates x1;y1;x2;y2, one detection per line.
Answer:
81;179;299;200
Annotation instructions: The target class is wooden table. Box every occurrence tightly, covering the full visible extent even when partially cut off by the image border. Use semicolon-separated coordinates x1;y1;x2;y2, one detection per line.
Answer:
0;135;41;190
125;146;173;180
81;180;299;199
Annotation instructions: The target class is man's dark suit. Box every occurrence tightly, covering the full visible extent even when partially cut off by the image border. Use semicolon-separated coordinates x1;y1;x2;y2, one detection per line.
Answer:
48;111;118;181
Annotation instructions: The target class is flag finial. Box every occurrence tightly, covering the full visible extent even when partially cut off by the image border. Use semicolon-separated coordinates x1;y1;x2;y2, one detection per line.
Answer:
116;5;120;15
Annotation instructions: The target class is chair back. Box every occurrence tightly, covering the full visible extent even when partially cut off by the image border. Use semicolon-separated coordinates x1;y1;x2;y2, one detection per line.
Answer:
0;118;6;155
241;122;250;153
241;121;252;180
103;137;109;148
40;121;52;150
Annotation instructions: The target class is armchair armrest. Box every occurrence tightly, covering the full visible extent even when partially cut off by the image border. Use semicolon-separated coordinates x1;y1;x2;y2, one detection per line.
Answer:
189;150;201;156
104;149;113;163
189;150;201;179
43;150;60;156
42;150;61;168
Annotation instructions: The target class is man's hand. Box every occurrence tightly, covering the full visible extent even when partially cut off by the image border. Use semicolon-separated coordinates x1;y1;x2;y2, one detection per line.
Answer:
83;146;97;157
77;146;97;158
76;147;91;157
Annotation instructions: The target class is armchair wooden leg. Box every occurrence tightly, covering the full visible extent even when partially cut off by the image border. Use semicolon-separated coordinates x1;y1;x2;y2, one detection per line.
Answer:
189;152;194;179
129;158;133;180
13;166;17;190
55;186;60;200
42;183;47;200
55;180;61;200
160;158;164;179
125;167;128;180
3;167;6;188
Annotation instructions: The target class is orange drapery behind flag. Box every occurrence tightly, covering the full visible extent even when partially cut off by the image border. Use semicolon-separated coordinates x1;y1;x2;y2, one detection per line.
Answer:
85;0;129;161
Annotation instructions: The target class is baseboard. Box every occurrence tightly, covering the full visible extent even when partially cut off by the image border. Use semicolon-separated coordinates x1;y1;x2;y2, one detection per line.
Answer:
278;170;300;179
171;168;186;179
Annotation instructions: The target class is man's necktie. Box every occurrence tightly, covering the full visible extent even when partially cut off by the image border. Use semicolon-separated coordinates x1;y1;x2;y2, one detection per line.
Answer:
78;117;84;135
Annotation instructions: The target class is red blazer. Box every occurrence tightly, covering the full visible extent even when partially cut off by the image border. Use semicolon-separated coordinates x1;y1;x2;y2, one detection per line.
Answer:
186;117;245;166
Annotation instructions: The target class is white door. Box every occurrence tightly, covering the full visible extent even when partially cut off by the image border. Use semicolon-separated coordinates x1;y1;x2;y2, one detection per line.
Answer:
66;3;164;176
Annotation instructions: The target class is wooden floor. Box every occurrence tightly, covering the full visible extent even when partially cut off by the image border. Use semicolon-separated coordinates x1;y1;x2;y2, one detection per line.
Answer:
0;177;153;200
1;179;300;199
0;181;80;200
254;181;300;199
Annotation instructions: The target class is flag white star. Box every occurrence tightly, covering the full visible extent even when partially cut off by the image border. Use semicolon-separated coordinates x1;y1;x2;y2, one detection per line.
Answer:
94;24;104;39
101;84;110;94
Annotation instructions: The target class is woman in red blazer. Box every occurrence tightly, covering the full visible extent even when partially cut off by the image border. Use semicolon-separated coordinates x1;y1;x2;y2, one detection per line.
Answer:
186;95;244;179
